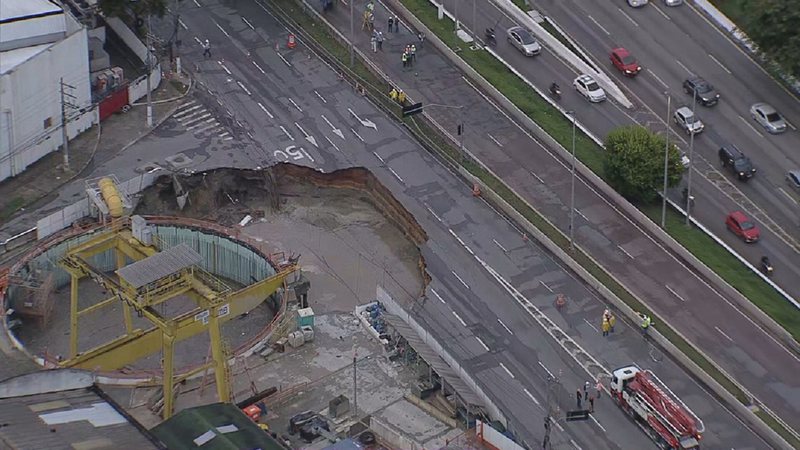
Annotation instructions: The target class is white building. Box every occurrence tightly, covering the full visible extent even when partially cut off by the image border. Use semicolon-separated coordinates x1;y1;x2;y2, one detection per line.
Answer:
0;0;96;182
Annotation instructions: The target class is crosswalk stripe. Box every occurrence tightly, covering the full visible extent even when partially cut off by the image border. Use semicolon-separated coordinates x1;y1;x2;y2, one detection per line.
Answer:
176;108;207;122
182;113;212;127
174;104;202;118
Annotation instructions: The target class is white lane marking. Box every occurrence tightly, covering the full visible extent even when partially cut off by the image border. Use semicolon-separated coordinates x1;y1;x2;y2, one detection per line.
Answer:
219;62;232;75
587;15;610;35
194;36;202;45
174;104;202;118
590;415;606;433
279;125;294;141
554;420;564;433
569;439;581;450
452;311;467;327
213;20;230;38
715;326;734;342
257;102;274;119
785;120;797;131
252;60;266;74
709;54;732;74
388;167;404;184
246;131;254;140
666;284;686;302
351;128;364;142
779;187;798;205
179;19;188;30
236;81;252;95
431;288;446;304
425;205;442;223
617;245;634;259
475;337;490;352
493;239;507;252
452;271;470;290
372;151;385;164
540;280;553;292
575;209;588;221
647;69;669;89
499;362;516;379
650;3;671;21
325;135;341;153
529;170;544;184
242;17;255;30
487;133;503;147
738;115;764;138
218;131;230;138
538;360;554;379
192;0;201;7
675;59;693;75
523;388;541;406
617;8;639;27
497;318;514;335
277;52;292;67
314;90;328;103
182;112;211;127
448;229;475;256
288;98;303;112
193;121;220;134
299;147;315;163
583;318;598;333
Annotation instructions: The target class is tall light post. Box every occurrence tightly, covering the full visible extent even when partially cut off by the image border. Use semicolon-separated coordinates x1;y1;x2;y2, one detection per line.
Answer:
566;111;577;251
685;89;698;225
145;14;153;128
660;92;671;229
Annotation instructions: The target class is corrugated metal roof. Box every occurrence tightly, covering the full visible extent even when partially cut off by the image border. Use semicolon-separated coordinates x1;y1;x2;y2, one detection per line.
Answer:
116;243;202;289
0;387;163;450
382;314;484;407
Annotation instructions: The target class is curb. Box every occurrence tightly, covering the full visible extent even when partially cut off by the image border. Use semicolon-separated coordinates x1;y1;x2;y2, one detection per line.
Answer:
129;73;195;106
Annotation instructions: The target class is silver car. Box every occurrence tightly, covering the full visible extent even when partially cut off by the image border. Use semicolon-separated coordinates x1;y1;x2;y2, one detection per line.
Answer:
506;27;541;56
750;103;787;134
627;0;649;6
673;106;704;135
664;0;682;5
787;170;800;193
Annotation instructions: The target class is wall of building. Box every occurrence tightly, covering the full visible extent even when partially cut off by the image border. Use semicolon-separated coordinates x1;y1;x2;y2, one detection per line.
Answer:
0;20;96;182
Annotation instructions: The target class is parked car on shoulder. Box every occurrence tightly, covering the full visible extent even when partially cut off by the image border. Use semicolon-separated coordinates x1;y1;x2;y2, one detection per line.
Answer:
506;26;541;56
750;103;787;134
718;144;756;181
673;106;704;135
610;47;641;77
726;211;760;243
573;74;606;103
683;76;720;106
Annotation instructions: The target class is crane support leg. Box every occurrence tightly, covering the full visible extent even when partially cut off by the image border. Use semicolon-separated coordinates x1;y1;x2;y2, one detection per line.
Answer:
162;331;176;419
116;249;134;334
208;309;230;403
70;274;79;358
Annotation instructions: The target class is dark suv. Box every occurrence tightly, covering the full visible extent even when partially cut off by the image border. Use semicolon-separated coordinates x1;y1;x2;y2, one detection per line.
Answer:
683;76;720;106
719;145;756;181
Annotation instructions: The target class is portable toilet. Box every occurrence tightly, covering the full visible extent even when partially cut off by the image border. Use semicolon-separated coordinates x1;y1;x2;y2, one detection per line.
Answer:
297;307;315;328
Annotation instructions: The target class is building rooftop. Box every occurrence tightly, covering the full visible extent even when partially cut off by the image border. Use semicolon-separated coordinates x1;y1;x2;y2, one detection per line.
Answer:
0;43;51;75
150;402;288;450
117;243;202;289
0;0;62;22
0;369;164;450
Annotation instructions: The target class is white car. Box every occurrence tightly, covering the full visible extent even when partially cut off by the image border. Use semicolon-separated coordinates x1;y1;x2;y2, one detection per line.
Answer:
573;74;606;103
673;106;704;135
627;0;649;6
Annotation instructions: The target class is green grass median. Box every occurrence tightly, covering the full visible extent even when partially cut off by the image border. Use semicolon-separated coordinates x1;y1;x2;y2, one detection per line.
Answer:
267;0;797;444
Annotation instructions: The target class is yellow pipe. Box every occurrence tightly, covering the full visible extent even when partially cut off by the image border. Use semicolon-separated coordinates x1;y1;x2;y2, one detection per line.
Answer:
98;177;123;218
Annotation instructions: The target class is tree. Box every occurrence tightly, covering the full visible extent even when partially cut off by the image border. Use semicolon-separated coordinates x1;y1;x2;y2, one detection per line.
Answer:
98;0;167;21
743;0;800;76
603;125;684;204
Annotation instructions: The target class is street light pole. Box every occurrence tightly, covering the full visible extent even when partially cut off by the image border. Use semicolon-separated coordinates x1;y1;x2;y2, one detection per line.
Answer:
685;90;698;225
145;14;153;128
661;92;671;229
567;111;577;251
349;0;354;66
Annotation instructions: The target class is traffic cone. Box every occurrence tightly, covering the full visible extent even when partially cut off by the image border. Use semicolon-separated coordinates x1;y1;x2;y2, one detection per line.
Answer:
472;182;481;197
287;33;296;49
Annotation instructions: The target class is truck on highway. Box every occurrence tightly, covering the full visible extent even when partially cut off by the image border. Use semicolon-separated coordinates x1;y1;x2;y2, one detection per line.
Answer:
609;365;705;450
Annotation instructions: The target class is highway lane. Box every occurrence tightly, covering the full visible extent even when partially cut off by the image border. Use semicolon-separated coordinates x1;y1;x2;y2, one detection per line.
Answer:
150;0;771;446
315;0;800;431
529;0;800;292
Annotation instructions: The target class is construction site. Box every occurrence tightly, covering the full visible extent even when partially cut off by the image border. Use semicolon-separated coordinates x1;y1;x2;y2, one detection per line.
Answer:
0;165;499;449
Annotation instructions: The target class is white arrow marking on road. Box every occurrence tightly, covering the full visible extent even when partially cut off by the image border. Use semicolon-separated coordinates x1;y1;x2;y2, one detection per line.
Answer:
348;108;377;130
321;115;345;140
288;98;303;112
294;122;318;148
279;125;294;141
257;102;274;119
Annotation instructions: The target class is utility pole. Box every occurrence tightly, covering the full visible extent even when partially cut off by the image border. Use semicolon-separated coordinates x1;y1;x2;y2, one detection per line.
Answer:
661;92;671;229
145;14;154;128
173;0;182;76
542;371;562;449
685;89;698;225
458;105;465;161
59;78;77;171
352;346;358;420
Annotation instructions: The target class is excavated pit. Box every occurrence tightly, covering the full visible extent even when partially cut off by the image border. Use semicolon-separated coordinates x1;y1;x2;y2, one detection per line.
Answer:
18;165;428;375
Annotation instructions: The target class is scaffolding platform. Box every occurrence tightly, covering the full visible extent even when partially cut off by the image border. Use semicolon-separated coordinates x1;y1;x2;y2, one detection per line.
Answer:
116;243;202;290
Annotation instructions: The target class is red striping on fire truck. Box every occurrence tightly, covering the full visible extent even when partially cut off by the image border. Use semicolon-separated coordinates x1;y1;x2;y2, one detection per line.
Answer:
610;365;705;450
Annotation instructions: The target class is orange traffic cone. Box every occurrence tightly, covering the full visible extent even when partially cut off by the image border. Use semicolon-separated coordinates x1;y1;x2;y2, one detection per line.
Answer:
287;33;296;49
472;182;481;197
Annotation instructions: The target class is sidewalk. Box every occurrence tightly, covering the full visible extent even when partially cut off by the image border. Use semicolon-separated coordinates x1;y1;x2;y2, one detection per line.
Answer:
0;74;190;234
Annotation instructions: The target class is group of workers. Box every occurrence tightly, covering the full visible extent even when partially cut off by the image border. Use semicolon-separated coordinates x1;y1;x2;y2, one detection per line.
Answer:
600;308;651;336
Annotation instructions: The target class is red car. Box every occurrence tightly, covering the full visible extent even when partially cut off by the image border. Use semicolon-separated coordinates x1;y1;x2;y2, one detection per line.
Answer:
726;211;760;243
610;47;641;77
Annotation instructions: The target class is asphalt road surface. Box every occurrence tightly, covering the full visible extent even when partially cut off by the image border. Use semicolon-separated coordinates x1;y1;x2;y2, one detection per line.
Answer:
439;0;800;301
313;0;800;432
3;0;756;447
